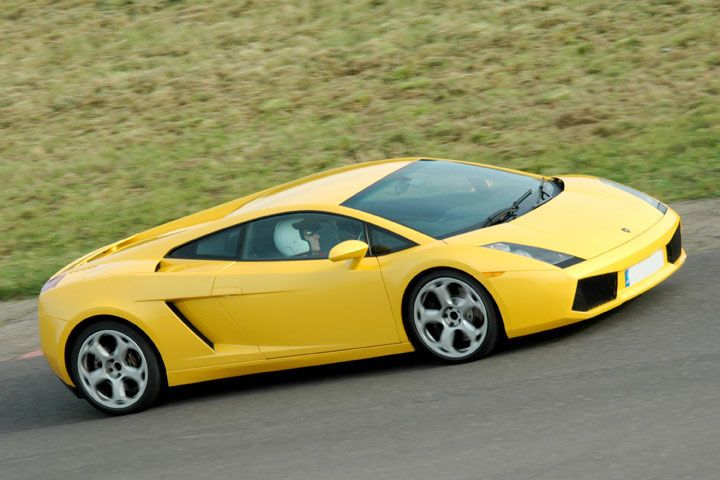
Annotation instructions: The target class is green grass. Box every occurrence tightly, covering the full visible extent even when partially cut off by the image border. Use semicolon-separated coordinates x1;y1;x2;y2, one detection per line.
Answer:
1;0;719;299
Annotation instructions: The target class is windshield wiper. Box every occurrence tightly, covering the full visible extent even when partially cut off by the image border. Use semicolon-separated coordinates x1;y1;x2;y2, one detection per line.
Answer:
531;177;553;210
482;188;533;227
537;178;550;202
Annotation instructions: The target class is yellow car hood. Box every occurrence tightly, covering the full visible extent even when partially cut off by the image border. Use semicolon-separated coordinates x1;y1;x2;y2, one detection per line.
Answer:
445;176;665;260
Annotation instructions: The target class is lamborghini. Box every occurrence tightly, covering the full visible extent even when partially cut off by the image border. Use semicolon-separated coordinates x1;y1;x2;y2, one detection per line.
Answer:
39;158;685;414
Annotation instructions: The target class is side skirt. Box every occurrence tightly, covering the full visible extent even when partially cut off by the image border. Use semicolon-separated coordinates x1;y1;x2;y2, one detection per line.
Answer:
166;342;416;387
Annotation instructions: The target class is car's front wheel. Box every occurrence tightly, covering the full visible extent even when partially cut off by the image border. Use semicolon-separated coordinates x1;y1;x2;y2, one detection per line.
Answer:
406;270;499;362
69;320;163;415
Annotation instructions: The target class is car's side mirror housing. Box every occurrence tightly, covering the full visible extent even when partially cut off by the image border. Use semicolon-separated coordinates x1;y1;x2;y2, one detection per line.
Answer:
329;240;368;262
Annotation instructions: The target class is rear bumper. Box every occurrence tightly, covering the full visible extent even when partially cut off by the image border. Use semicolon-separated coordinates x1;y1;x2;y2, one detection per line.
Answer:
492;209;685;338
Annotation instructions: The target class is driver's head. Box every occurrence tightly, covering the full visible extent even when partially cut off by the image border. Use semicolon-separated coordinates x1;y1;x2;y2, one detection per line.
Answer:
293;219;323;253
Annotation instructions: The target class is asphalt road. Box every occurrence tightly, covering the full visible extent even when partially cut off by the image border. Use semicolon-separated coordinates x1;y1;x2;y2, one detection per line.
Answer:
1;250;719;480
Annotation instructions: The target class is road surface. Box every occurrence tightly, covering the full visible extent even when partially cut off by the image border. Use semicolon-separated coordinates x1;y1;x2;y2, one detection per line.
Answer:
1;249;718;480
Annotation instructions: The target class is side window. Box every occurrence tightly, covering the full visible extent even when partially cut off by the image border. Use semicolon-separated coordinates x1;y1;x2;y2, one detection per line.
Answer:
369;226;415;256
167;225;243;260
241;212;365;261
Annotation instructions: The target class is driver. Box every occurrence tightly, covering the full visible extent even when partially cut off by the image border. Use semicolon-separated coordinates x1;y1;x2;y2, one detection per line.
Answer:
293;219;324;257
273;217;334;258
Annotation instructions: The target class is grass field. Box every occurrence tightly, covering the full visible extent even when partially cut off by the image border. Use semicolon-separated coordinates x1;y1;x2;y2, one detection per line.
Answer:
1;0;719;299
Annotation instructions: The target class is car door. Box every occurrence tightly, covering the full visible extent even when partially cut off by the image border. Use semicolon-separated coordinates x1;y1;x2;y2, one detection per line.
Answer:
213;212;400;359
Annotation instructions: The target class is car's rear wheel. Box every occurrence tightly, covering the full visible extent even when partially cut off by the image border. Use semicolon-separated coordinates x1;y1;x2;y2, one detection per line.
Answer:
406;270;499;362
70;320;163;415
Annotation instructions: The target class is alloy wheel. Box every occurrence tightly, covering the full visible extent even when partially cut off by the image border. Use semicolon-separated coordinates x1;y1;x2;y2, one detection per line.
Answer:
413;277;490;360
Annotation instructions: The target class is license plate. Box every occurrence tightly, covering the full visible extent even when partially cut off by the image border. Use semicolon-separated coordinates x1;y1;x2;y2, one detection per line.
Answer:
625;249;664;287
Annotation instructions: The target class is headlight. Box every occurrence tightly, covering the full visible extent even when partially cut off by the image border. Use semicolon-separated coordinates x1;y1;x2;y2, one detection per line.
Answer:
600;178;668;214
484;243;584;268
40;274;66;293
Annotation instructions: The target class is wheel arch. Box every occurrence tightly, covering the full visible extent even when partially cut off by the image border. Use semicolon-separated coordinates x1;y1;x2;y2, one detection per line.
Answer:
64;314;168;389
400;266;508;341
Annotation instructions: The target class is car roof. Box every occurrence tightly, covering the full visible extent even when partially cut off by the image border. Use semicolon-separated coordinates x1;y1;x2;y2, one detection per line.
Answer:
228;157;418;216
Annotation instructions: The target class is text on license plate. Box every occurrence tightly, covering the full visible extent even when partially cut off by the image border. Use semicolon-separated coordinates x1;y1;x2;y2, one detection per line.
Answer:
625;249;664;287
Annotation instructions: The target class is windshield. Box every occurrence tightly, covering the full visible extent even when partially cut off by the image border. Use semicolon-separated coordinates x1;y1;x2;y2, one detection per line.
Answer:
343;160;552;238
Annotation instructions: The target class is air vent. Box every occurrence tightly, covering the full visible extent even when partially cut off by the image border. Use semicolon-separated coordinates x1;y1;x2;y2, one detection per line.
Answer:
166;302;214;349
666;226;682;264
572;273;618;312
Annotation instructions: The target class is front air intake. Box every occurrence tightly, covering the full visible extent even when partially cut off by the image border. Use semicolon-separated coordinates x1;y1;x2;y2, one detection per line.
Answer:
666;226;682;264
572;273;618;312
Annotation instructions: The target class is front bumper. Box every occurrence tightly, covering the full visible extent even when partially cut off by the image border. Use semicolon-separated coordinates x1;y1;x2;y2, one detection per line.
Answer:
491;210;685;338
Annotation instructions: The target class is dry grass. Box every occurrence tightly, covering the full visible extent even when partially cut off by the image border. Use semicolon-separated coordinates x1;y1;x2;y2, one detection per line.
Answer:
1;0;719;298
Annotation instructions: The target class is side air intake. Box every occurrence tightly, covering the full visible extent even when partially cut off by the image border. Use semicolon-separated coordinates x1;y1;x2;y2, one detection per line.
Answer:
166;302;214;349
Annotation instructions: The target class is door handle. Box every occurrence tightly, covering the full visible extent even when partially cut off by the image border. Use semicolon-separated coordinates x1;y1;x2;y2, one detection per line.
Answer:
212;286;243;296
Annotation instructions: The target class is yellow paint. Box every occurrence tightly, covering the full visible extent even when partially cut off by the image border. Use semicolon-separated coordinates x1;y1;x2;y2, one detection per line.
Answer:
213;256;399;359
38;158;685;388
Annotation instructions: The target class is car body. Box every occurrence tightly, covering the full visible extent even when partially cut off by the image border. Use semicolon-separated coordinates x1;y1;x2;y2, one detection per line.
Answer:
39;158;685;413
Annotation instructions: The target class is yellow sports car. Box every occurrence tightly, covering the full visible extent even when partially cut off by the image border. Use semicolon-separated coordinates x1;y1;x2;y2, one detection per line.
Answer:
39;158;685;414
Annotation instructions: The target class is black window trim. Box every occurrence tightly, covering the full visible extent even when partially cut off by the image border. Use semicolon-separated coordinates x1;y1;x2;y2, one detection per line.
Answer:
164;210;418;262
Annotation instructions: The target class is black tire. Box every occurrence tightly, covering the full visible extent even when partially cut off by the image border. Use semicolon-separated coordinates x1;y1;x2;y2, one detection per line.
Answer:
404;269;499;363
69;320;164;415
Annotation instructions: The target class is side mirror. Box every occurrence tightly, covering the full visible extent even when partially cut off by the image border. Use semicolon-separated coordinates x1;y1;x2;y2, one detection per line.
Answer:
329;240;368;262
